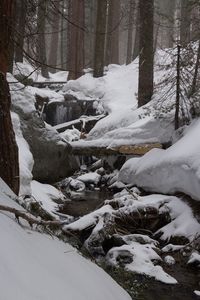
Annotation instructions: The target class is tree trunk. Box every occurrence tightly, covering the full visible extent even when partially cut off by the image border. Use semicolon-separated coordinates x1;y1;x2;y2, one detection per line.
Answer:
105;0;120;66
138;0;154;107
189;39;200;97
175;45;181;130
67;0;85;80
15;0;27;63
37;0;49;78
0;1;19;195
132;2;139;61
180;0;191;47
48;1;60;73
0;74;19;194
93;0;107;78
126;0;135;65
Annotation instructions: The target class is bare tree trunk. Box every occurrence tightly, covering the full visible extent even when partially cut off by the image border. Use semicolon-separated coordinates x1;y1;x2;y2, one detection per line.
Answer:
175;45;181;130
0;0;19;195
180;0;191;47
37;0;49;78
15;0;27;63
138;0;154;107
93;0;107;78
126;0;135;65
48;1;60;73
105;0;120;66
67;0;85;80
189;39;200;97
132;2;139;61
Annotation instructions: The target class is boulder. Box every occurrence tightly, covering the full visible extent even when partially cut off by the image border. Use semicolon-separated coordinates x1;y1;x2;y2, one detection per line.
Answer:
11;97;79;183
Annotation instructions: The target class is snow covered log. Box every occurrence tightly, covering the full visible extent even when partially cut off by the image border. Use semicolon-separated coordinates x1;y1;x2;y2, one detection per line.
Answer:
71;142;162;156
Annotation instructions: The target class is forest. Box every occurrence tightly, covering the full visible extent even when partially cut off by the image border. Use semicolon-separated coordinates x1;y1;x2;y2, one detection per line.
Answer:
0;0;200;299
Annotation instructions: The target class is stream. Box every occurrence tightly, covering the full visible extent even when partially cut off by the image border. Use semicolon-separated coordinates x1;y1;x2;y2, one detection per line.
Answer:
56;175;199;300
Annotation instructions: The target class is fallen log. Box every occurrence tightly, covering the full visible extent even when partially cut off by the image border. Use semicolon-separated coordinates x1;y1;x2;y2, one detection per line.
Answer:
71;142;163;156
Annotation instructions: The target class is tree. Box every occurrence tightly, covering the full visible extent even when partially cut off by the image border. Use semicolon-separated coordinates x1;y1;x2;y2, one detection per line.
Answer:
37;0;49;78
67;0;85;80
126;0;135;65
0;0;19;195
138;0;154;107
15;0;27;63
105;0;120;66
48;1;60;73
180;0;191;47
93;0;107;78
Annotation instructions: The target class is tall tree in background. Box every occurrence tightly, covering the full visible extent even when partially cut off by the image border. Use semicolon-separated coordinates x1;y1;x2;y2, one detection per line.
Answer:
138;0;154;107
0;0;19;195
15;0;27;63
37;0;49;78
180;0;191;46
126;0;135;64
67;0;85;80
93;0;107;78
48;1;60;72
132;2;139;61
105;0;120;65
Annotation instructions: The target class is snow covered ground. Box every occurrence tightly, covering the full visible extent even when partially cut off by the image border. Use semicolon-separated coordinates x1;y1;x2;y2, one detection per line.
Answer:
0;179;131;300
119;119;200;201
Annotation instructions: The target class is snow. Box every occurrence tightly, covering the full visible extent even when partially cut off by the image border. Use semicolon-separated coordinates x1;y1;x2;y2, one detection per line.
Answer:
106;243;177;284
63;188;199;283
164;256;176;265
31;180;66;218
188;252;200;266
64;205;114;231
119;119;200;201
77;172;101;185
194;290;200;296
0;179;131;300
13;61;68;82
11;112;34;195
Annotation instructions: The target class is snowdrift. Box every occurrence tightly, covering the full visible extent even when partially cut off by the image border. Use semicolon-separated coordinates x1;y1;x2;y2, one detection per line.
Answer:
0;179;131;300
119;119;200;201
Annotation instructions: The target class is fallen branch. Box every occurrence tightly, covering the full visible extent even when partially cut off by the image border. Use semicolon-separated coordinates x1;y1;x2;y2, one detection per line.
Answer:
0;204;64;227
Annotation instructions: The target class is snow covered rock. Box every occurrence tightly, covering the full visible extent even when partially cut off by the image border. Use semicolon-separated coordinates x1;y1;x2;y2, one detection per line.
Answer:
77;172;101;185
9;75;79;183
119;119;200;201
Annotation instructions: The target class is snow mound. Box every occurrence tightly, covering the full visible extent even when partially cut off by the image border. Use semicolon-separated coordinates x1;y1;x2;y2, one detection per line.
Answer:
119;119;200;201
31;180;66;218
11;112;34;195
0;179;131;300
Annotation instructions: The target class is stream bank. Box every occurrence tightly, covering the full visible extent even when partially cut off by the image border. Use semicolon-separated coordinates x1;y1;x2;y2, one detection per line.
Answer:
53;161;200;300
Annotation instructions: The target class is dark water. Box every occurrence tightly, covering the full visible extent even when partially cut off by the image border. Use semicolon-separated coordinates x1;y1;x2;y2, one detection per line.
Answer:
59;188;112;217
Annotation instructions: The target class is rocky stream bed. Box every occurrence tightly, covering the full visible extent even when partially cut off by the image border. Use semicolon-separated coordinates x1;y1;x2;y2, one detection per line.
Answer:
51;160;200;300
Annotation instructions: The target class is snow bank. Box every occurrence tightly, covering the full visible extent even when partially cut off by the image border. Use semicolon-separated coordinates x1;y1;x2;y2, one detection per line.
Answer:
0;179;131;300
31;180;66;218
63;62;138;113
119;119;200;201
11;112;34;195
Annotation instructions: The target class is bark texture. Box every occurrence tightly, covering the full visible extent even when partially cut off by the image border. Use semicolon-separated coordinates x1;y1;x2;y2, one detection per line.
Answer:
0;73;19;194
138;0;154;107
37;0;49;78
106;0;120;65
67;0;85;80
93;0;107;78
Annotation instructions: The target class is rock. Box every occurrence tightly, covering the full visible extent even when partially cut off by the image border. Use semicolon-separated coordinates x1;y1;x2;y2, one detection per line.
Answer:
12;106;79;183
45;95;100;126
70;179;86;192
164;255;175;265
